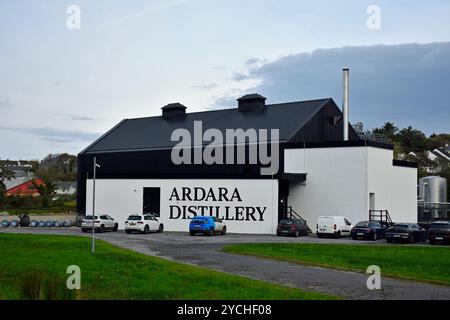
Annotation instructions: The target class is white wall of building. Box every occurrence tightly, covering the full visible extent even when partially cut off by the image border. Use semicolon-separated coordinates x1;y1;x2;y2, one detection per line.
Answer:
367;148;417;222
285;146;417;227
86;179;279;234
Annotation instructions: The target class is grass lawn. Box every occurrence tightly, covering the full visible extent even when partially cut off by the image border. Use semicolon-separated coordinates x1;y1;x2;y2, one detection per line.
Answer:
223;243;450;285
0;234;335;300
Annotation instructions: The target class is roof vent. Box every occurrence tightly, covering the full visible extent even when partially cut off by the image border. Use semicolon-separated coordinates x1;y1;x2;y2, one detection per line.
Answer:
237;93;267;113
162;103;187;119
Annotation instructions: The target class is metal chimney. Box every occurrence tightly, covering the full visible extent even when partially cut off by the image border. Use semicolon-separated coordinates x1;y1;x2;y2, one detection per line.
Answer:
342;68;349;141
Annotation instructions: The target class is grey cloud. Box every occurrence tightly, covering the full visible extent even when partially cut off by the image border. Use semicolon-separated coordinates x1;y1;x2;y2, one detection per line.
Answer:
218;42;450;134
0;126;100;144
55;113;96;121
230;72;250;81
197;82;218;90
0;99;13;109
245;58;259;66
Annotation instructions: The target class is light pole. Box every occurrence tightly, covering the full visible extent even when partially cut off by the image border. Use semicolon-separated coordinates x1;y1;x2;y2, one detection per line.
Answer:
91;157;100;254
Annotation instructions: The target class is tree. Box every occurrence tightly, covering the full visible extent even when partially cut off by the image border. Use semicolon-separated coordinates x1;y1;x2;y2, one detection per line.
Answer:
427;133;450;151
0;160;15;206
32;178;56;208
372;122;399;142
395;126;428;154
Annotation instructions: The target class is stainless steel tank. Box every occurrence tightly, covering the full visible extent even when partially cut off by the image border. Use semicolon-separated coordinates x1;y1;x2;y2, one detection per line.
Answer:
419;176;447;203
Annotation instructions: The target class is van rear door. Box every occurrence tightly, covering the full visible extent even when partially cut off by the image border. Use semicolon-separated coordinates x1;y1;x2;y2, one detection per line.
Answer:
318;217;334;234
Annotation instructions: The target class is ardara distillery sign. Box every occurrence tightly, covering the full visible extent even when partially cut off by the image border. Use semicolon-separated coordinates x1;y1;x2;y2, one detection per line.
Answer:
168;186;267;221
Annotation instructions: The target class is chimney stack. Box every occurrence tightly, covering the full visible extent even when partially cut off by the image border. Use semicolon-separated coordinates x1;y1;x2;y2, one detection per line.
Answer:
342;68;349;141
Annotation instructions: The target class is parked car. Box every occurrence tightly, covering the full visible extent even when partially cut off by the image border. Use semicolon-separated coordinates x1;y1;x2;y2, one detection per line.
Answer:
277;218;309;237
316;216;353;238
189;216;226;236
124;214;164;234
428;221;450;245
385;223;426;243
1;220;9;227
351;221;385;240
81;215;118;233
75;214;85;227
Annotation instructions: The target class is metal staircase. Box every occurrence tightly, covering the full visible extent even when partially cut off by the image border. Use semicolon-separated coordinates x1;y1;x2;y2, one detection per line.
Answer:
286;206;311;232
369;209;393;227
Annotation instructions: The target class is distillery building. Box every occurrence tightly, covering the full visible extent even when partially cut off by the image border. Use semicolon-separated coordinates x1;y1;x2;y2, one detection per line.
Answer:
77;72;417;234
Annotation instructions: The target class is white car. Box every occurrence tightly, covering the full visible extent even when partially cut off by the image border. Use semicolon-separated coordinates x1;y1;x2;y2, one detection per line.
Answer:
81;215;118;233
125;214;164;234
316;216;353;238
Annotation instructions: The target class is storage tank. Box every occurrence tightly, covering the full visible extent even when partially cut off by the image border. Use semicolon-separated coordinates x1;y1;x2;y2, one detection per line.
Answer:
419;176;447;203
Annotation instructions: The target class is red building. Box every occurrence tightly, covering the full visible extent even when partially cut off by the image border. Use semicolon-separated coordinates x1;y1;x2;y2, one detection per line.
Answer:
5;178;45;197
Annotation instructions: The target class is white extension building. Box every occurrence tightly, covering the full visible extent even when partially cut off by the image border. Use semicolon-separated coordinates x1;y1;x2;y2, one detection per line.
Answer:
77;90;417;234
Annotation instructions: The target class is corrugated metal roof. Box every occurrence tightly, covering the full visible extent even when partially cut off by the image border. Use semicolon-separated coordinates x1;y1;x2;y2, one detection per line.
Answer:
82;98;331;153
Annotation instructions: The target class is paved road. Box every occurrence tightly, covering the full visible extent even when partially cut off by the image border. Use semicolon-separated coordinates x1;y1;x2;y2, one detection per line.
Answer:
1;228;450;300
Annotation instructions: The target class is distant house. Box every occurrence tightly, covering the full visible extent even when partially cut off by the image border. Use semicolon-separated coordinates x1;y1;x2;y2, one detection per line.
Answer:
5;177;44;197
54;181;77;196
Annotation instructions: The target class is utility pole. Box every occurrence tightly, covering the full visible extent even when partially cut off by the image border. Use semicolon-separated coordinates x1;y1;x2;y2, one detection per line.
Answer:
91;157;100;254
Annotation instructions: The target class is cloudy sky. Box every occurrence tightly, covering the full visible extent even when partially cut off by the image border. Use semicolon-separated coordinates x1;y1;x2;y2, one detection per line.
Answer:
1;0;449;160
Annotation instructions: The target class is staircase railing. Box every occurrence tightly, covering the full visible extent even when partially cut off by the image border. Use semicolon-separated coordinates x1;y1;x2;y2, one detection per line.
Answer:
369;209;393;227
286;206;311;232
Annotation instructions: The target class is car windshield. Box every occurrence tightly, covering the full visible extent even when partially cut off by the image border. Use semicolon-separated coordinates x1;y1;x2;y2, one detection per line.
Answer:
280;220;295;224
192;217;208;223
355;221;369;227
83;216;98;220
430;223;450;230
127;215;142;221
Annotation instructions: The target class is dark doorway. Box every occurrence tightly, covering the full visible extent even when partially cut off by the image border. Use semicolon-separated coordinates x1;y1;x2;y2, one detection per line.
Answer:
143;187;161;217
278;180;289;221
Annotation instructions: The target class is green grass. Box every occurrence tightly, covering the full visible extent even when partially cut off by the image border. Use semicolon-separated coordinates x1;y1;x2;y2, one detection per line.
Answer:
0;234;335;300
223;243;450;285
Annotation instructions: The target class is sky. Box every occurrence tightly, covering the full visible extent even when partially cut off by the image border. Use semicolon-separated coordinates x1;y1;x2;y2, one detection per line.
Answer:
0;0;449;160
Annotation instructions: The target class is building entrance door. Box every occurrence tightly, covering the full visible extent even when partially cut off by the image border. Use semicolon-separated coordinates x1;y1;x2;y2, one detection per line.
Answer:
143;187;161;217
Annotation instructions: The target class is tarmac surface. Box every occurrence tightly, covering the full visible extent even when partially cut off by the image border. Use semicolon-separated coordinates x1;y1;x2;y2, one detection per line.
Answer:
1;228;450;300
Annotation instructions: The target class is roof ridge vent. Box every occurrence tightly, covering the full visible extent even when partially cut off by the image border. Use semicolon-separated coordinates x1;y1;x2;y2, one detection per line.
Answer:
162;103;187;119
237;93;266;112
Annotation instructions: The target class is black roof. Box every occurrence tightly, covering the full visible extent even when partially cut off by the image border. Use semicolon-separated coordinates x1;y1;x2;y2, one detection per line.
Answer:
81;98;340;154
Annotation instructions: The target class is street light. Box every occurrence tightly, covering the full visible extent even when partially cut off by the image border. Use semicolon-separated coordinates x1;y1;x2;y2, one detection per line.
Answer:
91;156;101;254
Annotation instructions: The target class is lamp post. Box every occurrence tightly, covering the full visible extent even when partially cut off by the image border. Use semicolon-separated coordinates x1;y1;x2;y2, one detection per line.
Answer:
91;157;100;254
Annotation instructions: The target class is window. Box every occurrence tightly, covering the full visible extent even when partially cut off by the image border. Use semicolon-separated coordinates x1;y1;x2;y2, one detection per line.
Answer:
344;218;351;226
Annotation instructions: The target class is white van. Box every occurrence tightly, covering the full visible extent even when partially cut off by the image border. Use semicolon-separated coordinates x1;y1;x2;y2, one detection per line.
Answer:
316;216;353;238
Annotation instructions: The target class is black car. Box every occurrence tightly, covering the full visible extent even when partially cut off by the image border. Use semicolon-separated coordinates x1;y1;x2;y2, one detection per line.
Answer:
277;219;309;237
428;221;450;245
351;221;385;240
386;223;426;243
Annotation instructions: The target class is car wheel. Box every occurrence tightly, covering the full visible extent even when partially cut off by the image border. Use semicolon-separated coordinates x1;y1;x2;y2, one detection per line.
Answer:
189;231;195;236
221;226;227;235
81;228;88;233
158;224;164;233
372;233;377;241
352;236;357;240
143;225;150;234
386;238;392;243
209;228;214;236
126;230;132;234
409;234;415;243
336;231;341;239
430;239;435;245
276;232;281;236
113;223;118;232
317;233;322;238
99;225;105;233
